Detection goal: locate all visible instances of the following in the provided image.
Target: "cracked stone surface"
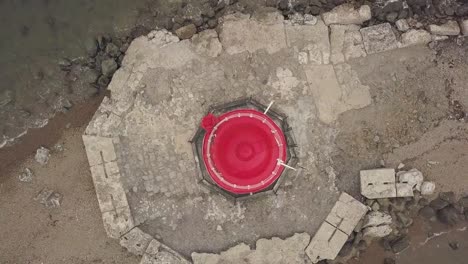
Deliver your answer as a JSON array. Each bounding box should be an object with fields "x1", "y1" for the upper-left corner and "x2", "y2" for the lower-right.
[{"x1": 82, "y1": 8, "x2": 468, "y2": 263}]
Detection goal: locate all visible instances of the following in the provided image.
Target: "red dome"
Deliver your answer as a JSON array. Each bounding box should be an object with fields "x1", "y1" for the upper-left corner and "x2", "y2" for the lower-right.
[{"x1": 201, "y1": 109, "x2": 287, "y2": 194}]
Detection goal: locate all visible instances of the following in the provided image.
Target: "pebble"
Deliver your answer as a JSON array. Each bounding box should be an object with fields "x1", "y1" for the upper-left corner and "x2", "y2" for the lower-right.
[
  {"x1": 216, "y1": 225, "x2": 223, "y2": 231},
  {"x1": 35, "y1": 146, "x2": 50, "y2": 165},
  {"x1": 18, "y1": 168, "x2": 34, "y2": 182},
  {"x1": 175, "y1": 24, "x2": 197, "y2": 40}
]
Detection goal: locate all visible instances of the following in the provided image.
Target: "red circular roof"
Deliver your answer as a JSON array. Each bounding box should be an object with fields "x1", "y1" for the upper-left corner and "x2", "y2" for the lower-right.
[{"x1": 201, "y1": 109, "x2": 287, "y2": 194}]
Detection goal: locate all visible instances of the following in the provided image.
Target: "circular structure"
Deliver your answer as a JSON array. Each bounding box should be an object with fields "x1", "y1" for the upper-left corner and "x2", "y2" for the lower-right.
[{"x1": 201, "y1": 109, "x2": 287, "y2": 194}]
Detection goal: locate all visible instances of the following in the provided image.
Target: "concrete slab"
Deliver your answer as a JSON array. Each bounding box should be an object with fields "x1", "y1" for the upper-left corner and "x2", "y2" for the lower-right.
[
  {"x1": 325, "y1": 192, "x2": 368, "y2": 235},
  {"x1": 360, "y1": 168, "x2": 397, "y2": 199},
  {"x1": 360, "y1": 23, "x2": 398, "y2": 54},
  {"x1": 305, "y1": 221, "x2": 348, "y2": 263},
  {"x1": 321, "y1": 4, "x2": 371, "y2": 26},
  {"x1": 219, "y1": 12, "x2": 287, "y2": 55},
  {"x1": 120, "y1": 227, "x2": 154, "y2": 256}
]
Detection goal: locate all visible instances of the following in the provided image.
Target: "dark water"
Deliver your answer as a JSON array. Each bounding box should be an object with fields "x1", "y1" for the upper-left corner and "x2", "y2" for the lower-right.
[{"x1": 0, "y1": 0, "x2": 181, "y2": 147}]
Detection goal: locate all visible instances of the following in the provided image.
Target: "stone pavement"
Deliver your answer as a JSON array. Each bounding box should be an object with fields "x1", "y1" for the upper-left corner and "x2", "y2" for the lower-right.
[{"x1": 82, "y1": 6, "x2": 455, "y2": 264}]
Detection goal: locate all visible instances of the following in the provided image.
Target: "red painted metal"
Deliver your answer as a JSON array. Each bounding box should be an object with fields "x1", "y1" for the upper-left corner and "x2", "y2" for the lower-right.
[{"x1": 201, "y1": 109, "x2": 287, "y2": 194}]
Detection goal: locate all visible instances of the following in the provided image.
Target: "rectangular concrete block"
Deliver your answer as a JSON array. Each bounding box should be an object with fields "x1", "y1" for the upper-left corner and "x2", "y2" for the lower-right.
[
  {"x1": 360, "y1": 23, "x2": 398, "y2": 54},
  {"x1": 102, "y1": 206, "x2": 135, "y2": 239},
  {"x1": 82, "y1": 135, "x2": 117, "y2": 167},
  {"x1": 90, "y1": 164, "x2": 129, "y2": 213},
  {"x1": 120, "y1": 227, "x2": 154, "y2": 256},
  {"x1": 325, "y1": 192, "x2": 368, "y2": 235},
  {"x1": 305, "y1": 221, "x2": 348, "y2": 263},
  {"x1": 360, "y1": 168, "x2": 397, "y2": 199}
]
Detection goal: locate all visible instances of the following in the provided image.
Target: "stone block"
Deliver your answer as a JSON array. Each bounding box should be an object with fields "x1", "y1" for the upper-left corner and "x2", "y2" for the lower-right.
[
  {"x1": 322, "y1": 4, "x2": 371, "y2": 26},
  {"x1": 325, "y1": 192, "x2": 368, "y2": 235},
  {"x1": 101, "y1": 206, "x2": 134, "y2": 239},
  {"x1": 89, "y1": 164, "x2": 129, "y2": 213},
  {"x1": 219, "y1": 12, "x2": 287, "y2": 55},
  {"x1": 360, "y1": 23, "x2": 398, "y2": 54},
  {"x1": 400, "y1": 29, "x2": 431, "y2": 47},
  {"x1": 461, "y1": 19, "x2": 468, "y2": 36},
  {"x1": 330, "y1": 25, "x2": 366, "y2": 64},
  {"x1": 82, "y1": 135, "x2": 117, "y2": 167},
  {"x1": 285, "y1": 18, "x2": 330, "y2": 64},
  {"x1": 428, "y1": 21, "x2": 460, "y2": 36},
  {"x1": 305, "y1": 221, "x2": 348, "y2": 263},
  {"x1": 396, "y1": 183, "x2": 414, "y2": 197},
  {"x1": 120, "y1": 227, "x2": 154, "y2": 256},
  {"x1": 360, "y1": 168, "x2": 397, "y2": 199}
]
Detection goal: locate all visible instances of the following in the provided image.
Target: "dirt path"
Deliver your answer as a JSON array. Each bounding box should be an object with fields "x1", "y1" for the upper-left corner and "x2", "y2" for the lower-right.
[{"x1": 0, "y1": 125, "x2": 139, "y2": 264}]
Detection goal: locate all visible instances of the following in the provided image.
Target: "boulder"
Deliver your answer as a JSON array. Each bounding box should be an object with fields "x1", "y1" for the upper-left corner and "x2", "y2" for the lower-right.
[
  {"x1": 396, "y1": 19, "x2": 410, "y2": 32},
  {"x1": 419, "y1": 206, "x2": 436, "y2": 220},
  {"x1": 439, "y1": 191, "x2": 456, "y2": 204},
  {"x1": 363, "y1": 225, "x2": 393, "y2": 238},
  {"x1": 461, "y1": 19, "x2": 468, "y2": 36},
  {"x1": 363, "y1": 211, "x2": 393, "y2": 228},
  {"x1": 391, "y1": 236, "x2": 409, "y2": 253},
  {"x1": 101, "y1": 59, "x2": 118, "y2": 76},
  {"x1": 400, "y1": 29, "x2": 432, "y2": 47}
]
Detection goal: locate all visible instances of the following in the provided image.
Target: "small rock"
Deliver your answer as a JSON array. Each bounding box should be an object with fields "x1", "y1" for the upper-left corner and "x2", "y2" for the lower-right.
[
  {"x1": 397, "y1": 163, "x2": 405, "y2": 169},
  {"x1": 132, "y1": 186, "x2": 138, "y2": 192},
  {"x1": 278, "y1": 0, "x2": 289, "y2": 10},
  {"x1": 372, "y1": 202, "x2": 381, "y2": 211},
  {"x1": 419, "y1": 206, "x2": 436, "y2": 220},
  {"x1": 207, "y1": 19, "x2": 218, "y2": 29},
  {"x1": 54, "y1": 143, "x2": 64, "y2": 152},
  {"x1": 175, "y1": 24, "x2": 197, "y2": 40},
  {"x1": 461, "y1": 19, "x2": 468, "y2": 36},
  {"x1": 216, "y1": 225, "x2": 223, "y2": 231},
  {"x1": 82, "y1": 68, "x2": 100, "y2": 84},
  {"x1": 360, "y1": 23, "x2": 398, "y2": 54},
  {"x1": 428, "y1": 21, "x2": 460, "y2": 36},
  {"x1": 430, "y1": 198, "x2": 449, "y2": 210},
  {"x1": 420, "y1": 181, "x2": 436, "y2": 195},
  {"x1": 396, "y1": 19, "x2": 410, "y2": 32},
  {"x1": 437, "y1": 205, "x2": 461, "y2": 226},
  {"x1": 35, "y1": 146, "x2": 50, "y2": 165},
  {"x1": 363, "y1": 211, "x2": 393, "y2": 228},
  {"x1": 449, "y1": 241, "x2": 459, "y2": 250},
  {"x1": 18, "y1": 168, "x2": 34, "y2": 182},
  {"x1": 84, "y1": 37, "x2": 98, "y2": 57},
  {"x1": 384, "y1": 257, "x2": 396, "y2": 264},
  {"x1": 321, "y1": 4, "x2": 372, "y2": 25},
  {"x1": 288, "y1": 13, "x2": 305, "y2": 24},
  {"x1": 304, "y1": 14, "x2": 317, "y2": 25},
  {"x1": 105, "y1": 43, "x2": 121, "y2": 58},
  {"x1": 58, "y1": 58, "x2": 72, "y2": 71},
  {"x1": 101, "y1": 59, "x2": 118, "y2": 76},
  {"x1": 34, "y1": 188, "x2": 63, "y2": 208},
  {"x1": 439, "y1": 191, "x2": 456, "y2": 204},
  {"x1": 391, "y1": 236, "x2": 409, "y2": 253},
  {"x1": 97, "y1": 75, "x2": 111, "y2": 87}
]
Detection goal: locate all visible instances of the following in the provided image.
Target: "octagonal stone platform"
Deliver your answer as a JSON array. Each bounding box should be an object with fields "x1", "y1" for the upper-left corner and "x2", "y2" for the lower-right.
[{"x1": 83, "y1": 9, "x2": 377, "y2": 263}]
